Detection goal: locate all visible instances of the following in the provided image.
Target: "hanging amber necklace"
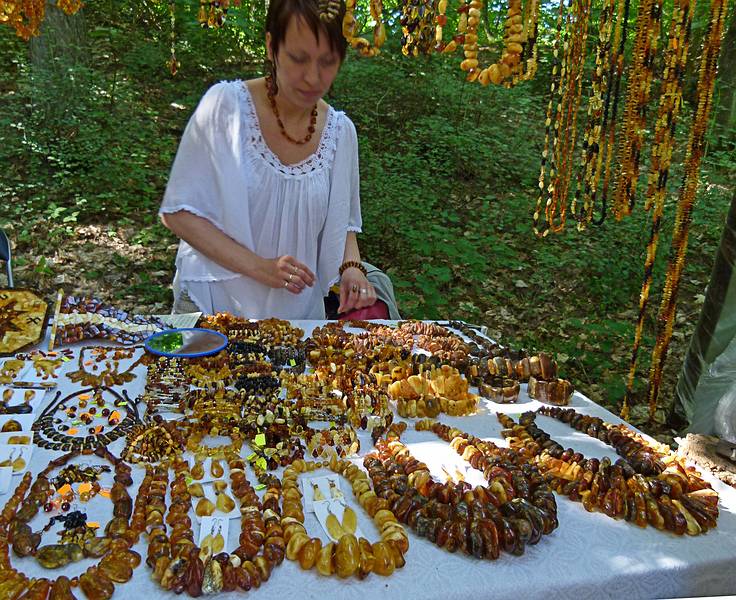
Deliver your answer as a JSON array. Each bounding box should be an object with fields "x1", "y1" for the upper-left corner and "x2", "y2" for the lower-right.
[
  {"x1": 621, "y1": 0, "x2": 695, "y2": 421},
  {"x1": 612, "y1": 0, "x2": 664, "y2": 219},
  {"x1": 265, "y1": 75, "x2": 318, "y2": 146},
  {"x1": 644, "y1": 0, "x2": 728, "y2": 424},
  {"x1": 570, "y1": 0, "x2": 616, "y2": 229},
  {"x1": 594, "y1": 0, "x2": 632, "y2": 225}
]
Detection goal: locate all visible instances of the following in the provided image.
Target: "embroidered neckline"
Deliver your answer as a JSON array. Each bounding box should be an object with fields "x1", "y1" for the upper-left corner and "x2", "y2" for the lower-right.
[{"x1": 236, "y1": 79, "x2": 339, "y2": 177}]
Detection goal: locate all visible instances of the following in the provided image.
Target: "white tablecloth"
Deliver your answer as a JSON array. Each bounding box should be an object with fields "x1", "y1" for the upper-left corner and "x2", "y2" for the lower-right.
[{"x1": 3, "y1": 321, "x2": 736, "y2": 600}]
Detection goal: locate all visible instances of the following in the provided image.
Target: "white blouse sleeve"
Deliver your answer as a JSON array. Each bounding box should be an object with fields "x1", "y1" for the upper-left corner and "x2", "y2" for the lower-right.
[
  {"x1": 159, "y1": 81, "x2": 252, "y2": 283},
  {"x1": 344, "y1": 118, "x2": 363, "y2": 233},
  {"x1": 159, "y1": 82, "x2": 236, "y2": 230}
]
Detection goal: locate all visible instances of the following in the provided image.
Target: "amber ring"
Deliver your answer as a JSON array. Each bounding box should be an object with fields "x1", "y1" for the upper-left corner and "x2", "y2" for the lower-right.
[{"x1": 351, "y1": 285, "x2": 358, "y2": 293}]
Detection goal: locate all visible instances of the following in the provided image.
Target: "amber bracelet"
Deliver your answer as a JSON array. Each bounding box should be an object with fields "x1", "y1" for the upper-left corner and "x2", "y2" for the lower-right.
[{"x1": 338, "y1": 261, "x2": 367, "y2": 277}]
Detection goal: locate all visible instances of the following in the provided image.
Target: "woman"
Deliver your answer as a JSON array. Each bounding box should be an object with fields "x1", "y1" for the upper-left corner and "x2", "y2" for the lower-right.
[{"x1": 160, "y1": 0, "x2": 377, "y2": 319}]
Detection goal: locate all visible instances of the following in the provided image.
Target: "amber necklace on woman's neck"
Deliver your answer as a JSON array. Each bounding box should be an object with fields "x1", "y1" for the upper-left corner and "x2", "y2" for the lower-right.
[{"x1": 265, "y1": 75, "x2": 318, "y2": 145}]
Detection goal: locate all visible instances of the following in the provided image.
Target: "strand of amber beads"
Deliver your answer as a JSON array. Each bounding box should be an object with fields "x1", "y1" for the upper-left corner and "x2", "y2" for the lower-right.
[
  {"x1": 281, "y1": 455, "x2": 408, "y2": 578},
  {"x1": 533, "y1": 0, "x2": 567, "y2": 237},
  {"x1": 622, "y1": 0, "x2": 695, "y2": 417},
  {"x1": 570, "y1": 0, "x2": 616, "y2": 228},
  {"x1": 612, "y1": 0, "x2": 664, "y2": 219},
  {"x1": 645, "y1": 0, "x2": 728, "y2": 423},
  {"x1": 593, "y1": 0, "x2": 632, "y2": 225}
]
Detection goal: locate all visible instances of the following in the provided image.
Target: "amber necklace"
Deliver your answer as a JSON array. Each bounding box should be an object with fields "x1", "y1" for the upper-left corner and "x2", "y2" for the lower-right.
[
  {"x1": 621, "y1": 0, "x2": 694, "y2": 420},
  {"x1": 612, "y1": 0, "x2": 664, "y2": 219},
  {"x1": 644, "y1": 0, "x2": 728, "y2": 424},
  {"x1": 265, "y1": 75, "x2": 318, "y2": 146}
]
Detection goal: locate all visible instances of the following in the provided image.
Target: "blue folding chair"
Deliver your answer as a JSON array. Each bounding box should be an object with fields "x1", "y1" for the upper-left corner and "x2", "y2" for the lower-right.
[{"x1": 0, "y1": 228, "x2": 13, "y2": 287}]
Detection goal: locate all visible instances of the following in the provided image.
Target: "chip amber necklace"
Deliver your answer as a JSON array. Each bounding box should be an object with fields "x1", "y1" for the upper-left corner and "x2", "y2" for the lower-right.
[
  {"x1": 643, "y1": 0, "x2": 729, "y2": 423},
  {"x1": 265, "y1": 75, "x2": 318, "y2": 146},
  {"x1": 612, "y1": 0, "x2": 664, "y2": 219},
  {"x1": 621, "y1": 0, "x2": 695, "y2": 419}
]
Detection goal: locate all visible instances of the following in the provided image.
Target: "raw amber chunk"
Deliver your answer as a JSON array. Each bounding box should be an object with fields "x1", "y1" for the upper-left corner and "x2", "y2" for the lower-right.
[
  {"x1": 79, "y1": 568, "x2": 115, "y2": 600},
  {"x1": 316, "y1": 542, "x2": 334, "y2": 576},
  {"x1": 334, "y1": 534, "x2": 359, "y2": 578},
  {"x1": 371, "y1": 541, "x2": 395, "y2": 576},
  {"x1": 201, "y1": 558, "x2": 223, "y2": 594},
  {"x1": 36, "y1": 544, "x2": 83, "y2": 569},
  {"x1": 49, "y1": 576, "x2": 77, "y2": 600}
]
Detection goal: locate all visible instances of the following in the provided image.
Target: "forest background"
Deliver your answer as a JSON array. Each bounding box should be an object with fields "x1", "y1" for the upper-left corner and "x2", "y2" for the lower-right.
[{"x1": 0, "y1": 0, "x2": 735, "y2": 441}]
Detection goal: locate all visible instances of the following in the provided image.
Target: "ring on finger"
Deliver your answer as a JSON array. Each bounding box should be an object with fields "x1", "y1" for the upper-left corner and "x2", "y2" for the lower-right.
[
  {"x1": 289, "y1": 273, "x2": 294, "y2": 281},
  {"x1": 284, "y1": 281, "x2": 289, "y2": 288},
  {"x1": 293, "y1": 265, "x2": 299, "y2": 274},
  {"x1": 351, "y1": 284, "x2": 359, "y2": 293},
  {"x1": 360, "y1": 288, "x2": 367, "y2": 294}
]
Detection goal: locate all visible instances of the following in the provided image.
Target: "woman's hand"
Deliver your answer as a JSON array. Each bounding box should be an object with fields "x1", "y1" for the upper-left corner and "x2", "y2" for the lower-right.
[
  {"x1": 338, "y1": 267, "x2": 377, "y2": 314},
  {"x1": 257, "y1": 255, "x2": 315, "y2": 294}
]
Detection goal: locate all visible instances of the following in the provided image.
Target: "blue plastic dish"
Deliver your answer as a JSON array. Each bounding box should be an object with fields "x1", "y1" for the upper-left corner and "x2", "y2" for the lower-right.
[{"x1": 144, "y1": 328, "x2": 228, "y2": 358}]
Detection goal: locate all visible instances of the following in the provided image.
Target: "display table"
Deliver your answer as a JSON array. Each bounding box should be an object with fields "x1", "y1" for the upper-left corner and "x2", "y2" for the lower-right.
[{"x1": 2, "y1": 321, "x2": 736, "y2": 600}]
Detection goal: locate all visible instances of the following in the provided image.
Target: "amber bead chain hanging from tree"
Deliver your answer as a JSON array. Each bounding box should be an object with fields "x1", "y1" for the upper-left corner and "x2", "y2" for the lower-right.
[
  {"x1": 342, "y1": 0, "x2": 386, "y2": 57},
  {"x1": 533, "y1": 0, "x2": 566, "y2": 237},
  {"x1": 621, "y1": 0, "x2": 695, "y2": 421},
  {"x1": 533, "y1": 0, "x2": 592, "y2": 236},
  {"x1": 644, "y1": 0, "x2": 729, "y2": 424},
  {"x1": 570, "y1": 0, "x2": 616, "y2": 229},
  {"x1": 612, "y1": 0, "x2": 664, "y2": 219},
  {"x1": 593, "y1": 0, "x2": 632, "y2": 225}
]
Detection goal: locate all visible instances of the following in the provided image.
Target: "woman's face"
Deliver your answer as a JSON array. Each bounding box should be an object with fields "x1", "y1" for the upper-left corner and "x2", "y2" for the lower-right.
[{"x1": 267, "y1": 16, "x2": 341, "y2": 109}]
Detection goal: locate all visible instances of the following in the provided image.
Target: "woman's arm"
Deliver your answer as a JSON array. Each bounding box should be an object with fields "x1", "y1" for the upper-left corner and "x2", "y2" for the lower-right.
[
  {"x1": 338, "y1": 231, "x2": 376, "y2": 312},
  {"x1": 161, "y1": 210, "x2": 314, "y2": 292}
]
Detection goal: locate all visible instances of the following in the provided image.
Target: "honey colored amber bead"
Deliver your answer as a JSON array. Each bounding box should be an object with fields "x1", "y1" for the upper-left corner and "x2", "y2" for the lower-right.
[
  {"x1": 196, "y1": 498, "x2": 215, "y2": 517},
  {"x1": 334, "y1": 534, "x2": 359, "y2": 578},
  {"x1": 36, "y1": 544, "x2": 83, "y2": 569},
  {"x1": 371, "y1": 541, "x2": 395, "y2": 576},
  {"x1": 98, "y1": 555, "x2": 133, "y2": 583},
  {"x1": 0, "y1": 574, "x2": 29, "y2": 599},
  {"x1": 83, "y1": 537, "x2": 111, "y2": 558},
  {"x1": 49, "y1": 576, "x2": 77, "y2": 600},
  {"x1": 79, "y1": 568, "x2": 114, "y2": 600},
  {"x1": 216, "y1": 492, "x2": 235, "y2": 514},
  {"x1": 316, "y1": 542, "x2": 334, "y2": 576},
  {"x1": 357, "y1": 537, "x2": 375, "y2": 579},
  {"x1": 285, "y1": 532, "x2": 310, "y2": 561},
  {"x1": 17, "y1": 578, "x2": 51, "y2": 600},
  {"x1": 298, "y1": 538, "x2": 321, "y2": 570}
]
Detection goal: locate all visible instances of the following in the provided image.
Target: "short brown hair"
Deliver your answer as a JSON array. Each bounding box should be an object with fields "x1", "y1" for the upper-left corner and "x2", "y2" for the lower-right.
[{"x1": 266, "y1": 0, "x2": 347, "y2": 64}]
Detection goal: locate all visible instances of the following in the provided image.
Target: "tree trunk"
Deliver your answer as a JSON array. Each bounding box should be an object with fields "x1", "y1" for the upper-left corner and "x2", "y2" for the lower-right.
[{"x1": 29, "y1": 1, "x2": 87, "y2": 125}]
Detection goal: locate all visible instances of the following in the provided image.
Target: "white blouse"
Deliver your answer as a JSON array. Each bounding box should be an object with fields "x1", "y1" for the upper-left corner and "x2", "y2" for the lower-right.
[{"x1": 159, "y1": 80, "x2": 362, "y2": 319}]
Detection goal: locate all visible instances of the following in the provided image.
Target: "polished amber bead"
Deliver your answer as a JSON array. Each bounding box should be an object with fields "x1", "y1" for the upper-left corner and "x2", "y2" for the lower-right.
[
  {"x1": 49, "y1": 576, "x2": 77, "y2": 600},
  {"x1": 79, "y1": 568, "x2": 115, "y2": 600},
  {"x1": 17, "y1": 578, "x2": 51, "y2": 600},
  {"x1": 98, "y1": 555, "x2": 133, "y2": 583},
  {"x1": 298, "y1": 537, "x2": 321, "y2": 570},
  {"x1": 334, "y1": 534, "x2": 359, "y2": 578},
  {"x1": 357, "y1": 537, "x2": 375, "y2": 579},
  {"x1": 316, "y1": 542, "x2": 334, "y2": 576},
  {"x1": 371, "y1": 541, "x2": 395, "y2": 576}
]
